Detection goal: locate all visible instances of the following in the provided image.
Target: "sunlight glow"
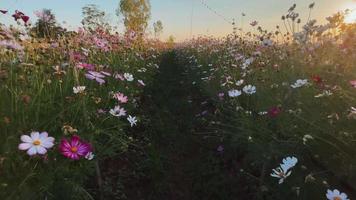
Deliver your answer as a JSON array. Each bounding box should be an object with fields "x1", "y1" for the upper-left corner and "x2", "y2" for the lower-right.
[{"x1": 344, "y1": 10, "x2": 356, "y2": 23}]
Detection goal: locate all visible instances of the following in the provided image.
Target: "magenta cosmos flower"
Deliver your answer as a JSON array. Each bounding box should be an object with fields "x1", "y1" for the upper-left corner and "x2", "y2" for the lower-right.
[{"x1": 59, "y1": 135, "x2": 92, "y2": 160}]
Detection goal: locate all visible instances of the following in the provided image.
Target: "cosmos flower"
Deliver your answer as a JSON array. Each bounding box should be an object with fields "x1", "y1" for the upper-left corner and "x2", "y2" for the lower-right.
[
  {"x1": 271, "y1": 156, "x2": 298, "y2": 184},
  {"x1": 76, "y1": 63, "x2": 95, "y2": 71},
  {"x1": 59, "y1": 135, "x2": 92, "y2": 160},
  {"x1": 12, "y1": 10, "x2": 29, "y2": 24},
  {"x1": 268, "y1": 106, "x2": 281, "y2": 118},
  {"x1": 138, "y1": 80, "x2": 146, "y2": 86},
  {"x1": 311, "y1": 75, "x2": 322, "y2": 84},
  {"x1": 114, "y1": 73, "x2": 125, "y2": 81},
  {"x1": 218, "y1": 92, "x2": 225, "y2": 100},
  {"x1": 235, "y1": 79, "x2": 244, "y2": 86},
  {"x1": 303, "y1": 134, "x2": 314, "y2": 145},
  {"x1": 314, "y1": 90, "x2": 333, "y2": 98},
  {"x1": 124, "y1": 73, "x2": 134, "y2": 81},
  {"x1": 349, "y1": 80, "x2": 356, "y2": 88},
  {"x1": 109, "y1": 105, "x2": 127, "y2": 117},
  {"x1": 85, "y1": 71, "x2": 105, "y2": 85},
  {"x1": 326, "y1": 189, "x2": 349, "y2": 200},
  {"x1": 113, "y1": 92, "x2": 128, "y2": 104},
  {"x1": 73, "y1": 86, "x2": 86, "y2": 94},
  {"x1": 85, "y1": 152, "x2": 95, "y2": 160},
  {"x1": 291, "y1": 79, "x2": 308, "y2": 88},
  {"x1": 18, "y1": 132, "x2": 55, "y2": 156},
  {"x1": 127, "y1": 115, "x2": 137, "y2": 127},
  {"x1": 242, "y1": 85, "x2": 256, "y2": 95},
  {"x1": 12, "y1": 10, "x2": 25, "y2": 21},
  {"x1": 228, "y1": 89, "x2": 242, "y2": 97},
  {"x1": 217, "y1": 145, "x2": 224, "y2": 153}
]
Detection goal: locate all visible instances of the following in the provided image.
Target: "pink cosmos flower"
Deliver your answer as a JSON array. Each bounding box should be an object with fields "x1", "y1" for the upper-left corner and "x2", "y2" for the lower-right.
[
  {"x1": 218, "y1": 92, "x2": 225, "y2": 100},
  {"x1": 114, "y1": 73, "x2": 125, "y2": 81},
  {"x1": 21, "y1": 15, "x2": 30, "y2": 24},
  {"x1": 76, "y1": 62, "x2": 94, "y2": 71},
  {"x1": 59, "y1": 135, "x2": 92, "y2": 160},
  {"x1": 12, "y1": 10, "x2": 29, "y2": 25},
  {"x1": 93, "y1": 37, "x2": 109, "y2": 51},
  {"x1": 138, "y1": 80, "x2": 145, "y2": 86},
  {"x1": 113, "y1": 92, "x2": 128, "y2": 103},
  {"x1": 349, "y1": 80, "x2": 356, "y2": 88},
  {"x1": 85, "y1": 71, "x2": 105, "y2": 85},
  {"x1": 268, "y1": 106, "x2": 282, "y2": 118},
  {"x1": 12, "y1": 10, "x2": 25, "y2": 21}
]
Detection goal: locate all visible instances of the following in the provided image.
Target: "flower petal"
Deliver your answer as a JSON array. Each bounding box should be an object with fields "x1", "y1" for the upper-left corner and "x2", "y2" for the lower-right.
[
  {"x1": 18, "y1": 143, "x2": 32, "y2": 150},
  {"x1": 21, "y1": 135, "x2": 33, "y2": 143},
  {"x1": 43, "y1": 136, "x2": 55, "y2": 144},
  {"x1": 30, "y1": 132, "x2": 40, "y2": 140},
  {"x1": 41, "y1": 141, "x2": 54, "y2": 148},
  {"x1": 27, "y1": 146, "x2": 37, "y2": 156},
  {"x1": 36, "y1": 146, "x2": 47, "y2": 155},
  {"x1": 39, "y1": 132, "x2": 48, "y2": 140}
]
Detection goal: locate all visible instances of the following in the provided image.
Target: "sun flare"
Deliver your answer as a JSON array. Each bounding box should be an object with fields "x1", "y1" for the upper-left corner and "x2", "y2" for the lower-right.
[{"x1": 344, "y1": 9, "x2": 356, "y2": 24}]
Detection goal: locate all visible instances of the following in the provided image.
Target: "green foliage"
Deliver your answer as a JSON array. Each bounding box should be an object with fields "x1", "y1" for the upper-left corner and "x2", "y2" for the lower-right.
[
  {"x1": 82, "y1": 4, "x2": 110, "y2": 31},
  {"x1": 30, "y1": 9, "x2": 64, "y2": 39},
  {"x1": 117, "y1": 0, "x2": 151, "y2": 36},
  {"x1": 153, "y1": 20, "x2": 163, "y2": 38}
]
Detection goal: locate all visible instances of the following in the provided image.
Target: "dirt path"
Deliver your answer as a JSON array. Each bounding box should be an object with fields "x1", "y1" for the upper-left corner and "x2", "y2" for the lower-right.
[{"x1": 139, "y1": 51, "x2": 218, "y2": 199}]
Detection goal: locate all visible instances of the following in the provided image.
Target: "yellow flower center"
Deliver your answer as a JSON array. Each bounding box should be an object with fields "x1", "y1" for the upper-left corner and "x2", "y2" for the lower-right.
[
  {"x1": 33, "y1": 140, "x2": 41, "y2": 146},
  {"x1": 70, "y1": 146, "x2": 78, "y2": 153},
  {"x1": 333, "y1": 197, "x2": 342, "y2": 200}
]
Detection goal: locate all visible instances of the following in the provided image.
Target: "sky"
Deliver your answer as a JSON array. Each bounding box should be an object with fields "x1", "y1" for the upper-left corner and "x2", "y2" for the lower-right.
[{"x1": 0, "y1": 0, "x2": 355, "y2": 41}]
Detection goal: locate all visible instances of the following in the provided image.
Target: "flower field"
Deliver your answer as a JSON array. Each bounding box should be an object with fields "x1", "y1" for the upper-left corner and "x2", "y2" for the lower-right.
[{"x1": 0, "y1": 2, "x2": 356, "y2": 200}]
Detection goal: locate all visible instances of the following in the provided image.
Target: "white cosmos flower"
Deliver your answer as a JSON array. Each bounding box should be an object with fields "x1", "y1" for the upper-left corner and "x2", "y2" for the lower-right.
[
  {"x1": 243, "y1": 85, "x2": 256, "y2": 95},
  {"x1": 127, "y1": 115, "x2": 137, "y2": 127},
  {"x1": 124, "y1": 73, "x2": 134, "y2": 81},
  {"x1": 109, "y1": 105, "x2": 127, "y2": 117},
  {"x1": 138, "y1": 80, "x2": 145, "y2": 86},
  {"x1": 85, "y1": 152, "x2": 95, "y2": 160},
  {"x1": 18, "y1": 132, "x2": 55, "y2": 156},
  {"x1": 270, "y1": 166, "x2": 292, "y2": 184},
  {"x1": 303, "y1": 135, "x2": 314, "y2": 145},
  {"x1": 228, "y1": 89, "x2": 242, "y2": 97},
  {"x1": 291, "y1": 79, "x2": 308, "y2": 88},
  {"x1": 314, "y1": 90, "x2": 333, "y2": 98},
  {"x1": 271, "y1": 156, "x2": 298, "y2": 184},
  {"x1": 73, "y1": 86, "x2": 86, "y2": 94},
  {"x1": 326, "y1": 189, "x2": 349, "y2": 200},
  {"x1": 235, "y1": 79, "x2": 244, "y2": 86},
  {"x1": 281, "y1": 156, "x2": 298, "y2": 169}
]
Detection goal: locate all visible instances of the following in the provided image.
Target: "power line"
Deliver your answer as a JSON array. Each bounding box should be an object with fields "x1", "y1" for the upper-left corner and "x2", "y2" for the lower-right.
[{"x1": 199, "y1": 0, "x2": 234, "y2": 25}]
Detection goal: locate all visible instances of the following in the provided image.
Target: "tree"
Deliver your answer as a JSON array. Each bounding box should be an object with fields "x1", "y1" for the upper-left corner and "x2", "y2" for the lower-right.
[
  {"x1": 166, "y1": 35, "x2": 175, "y2": 47},
  {"x1": 82, "y1": 4, "x2": 110, "y2": 31},
  {"x1": 153, "y1": 20, "x2": 163, "y2": 39},
  {"x1": 116, "y1": 0, "x2": 151, "y2": 37},
  {"x1": 31, "y1": 9, "x2": 64, "y2": 38}
]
